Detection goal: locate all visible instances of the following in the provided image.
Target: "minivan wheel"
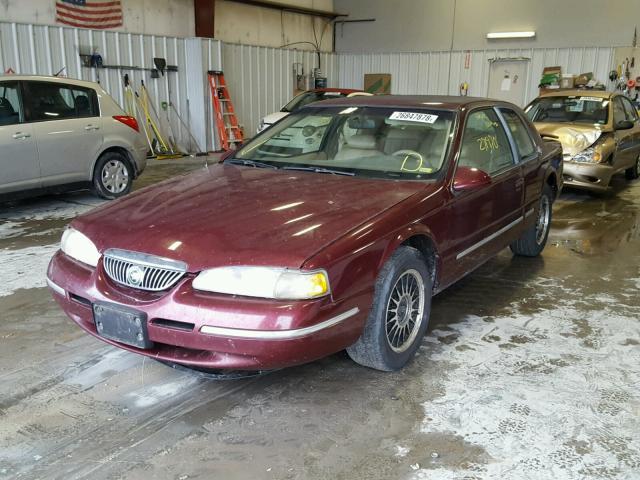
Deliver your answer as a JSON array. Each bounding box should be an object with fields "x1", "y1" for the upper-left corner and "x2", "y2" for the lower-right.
[
  {"x1": 346, "y1": 246, "x2": 432, "y2": 371},
  {"x1": 93, "y1": 151, "x2": 133, "y2": 199},
  {"x1": 625, "y1": 155, "x2": 640, "y2": 180},
  {"x1": 510, "y1": 184, "x2": 553, "y2": 257}
]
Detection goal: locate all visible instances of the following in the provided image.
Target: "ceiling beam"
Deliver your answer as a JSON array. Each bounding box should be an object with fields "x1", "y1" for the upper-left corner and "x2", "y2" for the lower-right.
[{"x1": 224, "y1": 0, "x2": 347, "y2": 19}]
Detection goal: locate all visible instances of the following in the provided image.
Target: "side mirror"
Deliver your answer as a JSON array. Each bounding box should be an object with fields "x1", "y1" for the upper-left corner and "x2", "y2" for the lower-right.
[
  {"x1": 615, "y1": 120, "x2": 634, "y2": 130},
  {"x1": 453, "y1": 166, "x2": 492, "y2": 192}
]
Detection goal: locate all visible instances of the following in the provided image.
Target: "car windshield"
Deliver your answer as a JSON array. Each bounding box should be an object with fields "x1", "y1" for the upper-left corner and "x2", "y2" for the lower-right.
[
  {"x1": 281, "y1": 91, "x2": 348, "y2": 113},
  {"x1": 525, "y1": 96, "x2": 609, "y2": 125},
  {"x1": 233, "y1": 106, "x2": 455, "y2": 180}
]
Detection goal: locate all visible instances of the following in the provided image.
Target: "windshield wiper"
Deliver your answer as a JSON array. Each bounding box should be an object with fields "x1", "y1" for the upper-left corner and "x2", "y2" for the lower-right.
[
  {"x1": 225, "y1": 158, "x2": 278, "y2": 169},
  {"x1": 282, "y1": 166, "x2": 355, "y2": 176}
]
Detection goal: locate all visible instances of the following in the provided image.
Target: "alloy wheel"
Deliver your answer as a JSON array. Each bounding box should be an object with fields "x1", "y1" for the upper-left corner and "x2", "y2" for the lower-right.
[
  {"x1": 385, "y1": 269, "x2": 425, "y2": 353},
  {"x1": 535, "y1": 195, "x2": 551, "y2": 245},
  {"x1": 101, "y1": 159, "x2": 129, "y2": 194}
]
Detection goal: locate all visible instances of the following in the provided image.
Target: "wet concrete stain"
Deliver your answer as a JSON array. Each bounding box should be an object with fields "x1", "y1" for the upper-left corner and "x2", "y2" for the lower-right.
[{"x1": 0, "y1": 163, "x2": 639, "y2": 479}]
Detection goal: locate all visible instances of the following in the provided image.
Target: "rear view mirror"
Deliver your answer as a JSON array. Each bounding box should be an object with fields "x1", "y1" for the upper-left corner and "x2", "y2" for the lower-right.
[
  {"x1": 453, "y1": 166, "x2": 492, "y2": 192},
  {"x1": 615, "y1": 120, "x2": 634, "y2": 130}
]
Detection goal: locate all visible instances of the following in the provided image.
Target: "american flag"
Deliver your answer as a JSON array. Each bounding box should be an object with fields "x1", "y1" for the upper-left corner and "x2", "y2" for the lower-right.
[{"x1": 56, "y1": 0, "x2": 123, "y2": 29}]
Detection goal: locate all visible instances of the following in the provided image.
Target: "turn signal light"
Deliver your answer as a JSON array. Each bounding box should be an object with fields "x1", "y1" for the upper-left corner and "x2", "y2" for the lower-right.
[{"x1": 113, "y1": 115, "x2": 140, "y2": 132}]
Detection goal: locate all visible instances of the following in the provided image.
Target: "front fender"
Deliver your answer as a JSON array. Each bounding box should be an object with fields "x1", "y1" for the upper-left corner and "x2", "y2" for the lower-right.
[
  {"x1": 302, "y1": 185, "x2": 447, "y2": 303},
  {"x1": 305, "y1": 219, "x2": 442, "y2": 303},
  {"x1": 378, "y1": 223, "x2": 441, "y2": 278}
]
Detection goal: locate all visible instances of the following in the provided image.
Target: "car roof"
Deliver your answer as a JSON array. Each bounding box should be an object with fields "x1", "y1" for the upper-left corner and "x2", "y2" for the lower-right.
[
  {"x1": 538, "y1": 89, "x2": 614, "y2": 99},
  {"x1": 302, "y1": 94, "x2": 515, "y2": 111},
  {"x1": 0, "y1": 75, "x2": 100, "y2": 89},
  {"x1": 309, "y1": 88, "x2": 364, "y2": 94}
]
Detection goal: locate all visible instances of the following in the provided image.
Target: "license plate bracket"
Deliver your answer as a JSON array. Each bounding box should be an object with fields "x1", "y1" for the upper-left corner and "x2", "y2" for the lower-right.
[{"x1": 93, "y1": 301, "x2": 152, "y2": 349}]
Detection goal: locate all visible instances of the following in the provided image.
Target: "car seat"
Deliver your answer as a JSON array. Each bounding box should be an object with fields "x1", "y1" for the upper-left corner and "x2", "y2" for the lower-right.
[
  {"x1": 417, "y1": 126, "x2": 449, "y2": 170},
  {"x1": 0, "y1": 98, "x2": 18, "y2": 126},
  {"x1": 457, "y1": 130, "x2": 494, "y2": 173},
  {"x1": 382, "y1": 126, "x2": 423, "y2": 154},
  {"x1": 590, "y1": 107, "x2": 607, "y2": 124},
  {"x1": 75, "y1": 95, "x2": 91, "y2": 117},
  {"x1": 334, "y1": 133, "x2": 380, "y2": 161}
]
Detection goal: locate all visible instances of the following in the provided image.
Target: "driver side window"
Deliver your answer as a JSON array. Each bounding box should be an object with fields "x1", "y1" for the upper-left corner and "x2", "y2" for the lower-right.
[
  {"x1": 613, "y1": 98, "x2": 627, "y2": 125},
  {"x1": 621, "y1": 97, "x2": 639, "y2": 122},
  {"x1": 458, "y1": 109, "x2": 515, "y2": 176}
]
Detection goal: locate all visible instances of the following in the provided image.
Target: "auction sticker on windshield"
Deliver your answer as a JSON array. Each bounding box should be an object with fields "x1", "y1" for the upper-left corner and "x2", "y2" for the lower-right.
[
  {"x1": 578, "y1": 96, "x2": 604, "y2": 102},
  {"x1": 389, "y1": 111, "x2": 439, "y2": 124}
]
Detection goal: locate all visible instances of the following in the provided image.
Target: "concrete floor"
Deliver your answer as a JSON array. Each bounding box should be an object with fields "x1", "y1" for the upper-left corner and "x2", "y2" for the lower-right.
[{"x1": 1, "y1": 161, "x2": 639, "y2": 480}]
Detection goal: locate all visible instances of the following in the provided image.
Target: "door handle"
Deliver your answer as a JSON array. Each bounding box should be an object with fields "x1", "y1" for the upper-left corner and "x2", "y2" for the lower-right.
[
  {"x1": 12, "y1": 132, "x2": 31, "y2": 139},
  {"x1": 84, "y1": 125, "x2": 100, "y2": 131},
  {"x1": 515, "y1": 178, "x2": 524, "y2": 189}
]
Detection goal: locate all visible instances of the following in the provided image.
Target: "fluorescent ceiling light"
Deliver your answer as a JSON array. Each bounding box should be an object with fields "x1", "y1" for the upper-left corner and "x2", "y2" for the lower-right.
[{"x1": 487, "y1": 31, "x2": 536, "y2": 39}]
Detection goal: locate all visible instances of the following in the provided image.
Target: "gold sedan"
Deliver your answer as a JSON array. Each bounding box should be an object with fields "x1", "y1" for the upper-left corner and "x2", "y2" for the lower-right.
[{"x1": 525, "y1": 90, "x2": 640, "y2": 192}]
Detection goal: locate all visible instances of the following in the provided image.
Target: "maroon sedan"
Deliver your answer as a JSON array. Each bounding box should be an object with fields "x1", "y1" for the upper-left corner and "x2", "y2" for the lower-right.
[{"x1": 47, "y1": 96, "x2": 562, "y2": 372}]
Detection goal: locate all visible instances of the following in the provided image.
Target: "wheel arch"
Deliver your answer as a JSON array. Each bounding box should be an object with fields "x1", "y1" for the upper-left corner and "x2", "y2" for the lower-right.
[
  {"x1": 92, "y1": 146, "x2": 138, "y2": 180},
  {"x1": 379, "y1": 226, "x2": 441, "y2": 290},
  {"x1": 545, "y1": 170, "x2": 559, "y2": 200}
]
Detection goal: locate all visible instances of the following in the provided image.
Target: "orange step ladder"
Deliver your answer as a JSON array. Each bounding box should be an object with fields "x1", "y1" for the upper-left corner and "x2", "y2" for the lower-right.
[{"x1": 207, "y1": 70, "x2": 244, "y2": 150}]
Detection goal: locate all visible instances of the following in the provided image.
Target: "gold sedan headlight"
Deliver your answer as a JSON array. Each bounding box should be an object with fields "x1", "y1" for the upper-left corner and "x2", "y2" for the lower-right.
[{"x1": 572, "y1": 147, "x2": 602, "y2": 163}]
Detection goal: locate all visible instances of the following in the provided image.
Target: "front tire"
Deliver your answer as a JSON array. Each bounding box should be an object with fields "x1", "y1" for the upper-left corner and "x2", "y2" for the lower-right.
[
  {"x1": 93, "y1": 151, "x2": 133, "y2": 199},
  {"x1": 510, "y1": 184, "x2": 553, "y2": 257},
  {"x1": 347, "y1": 246, "x2": 432, "y2": 371},
  {"x1": 625, "y1": 155, "x2": 640, "y2": 180}
]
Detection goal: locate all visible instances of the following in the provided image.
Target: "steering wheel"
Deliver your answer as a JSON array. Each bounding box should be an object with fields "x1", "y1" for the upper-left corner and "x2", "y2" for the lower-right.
[{"x1": 392, "y1": 149, "x2": 433, "y2": 172}]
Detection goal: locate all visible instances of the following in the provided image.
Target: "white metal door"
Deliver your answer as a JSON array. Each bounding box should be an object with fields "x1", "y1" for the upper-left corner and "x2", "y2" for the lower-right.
[
  {"x1": 32, "y1": 117, "x2": 103, "y2": 186},
  {"x1": 24, "y1": 81, "x2": 103, "y2": 186},
  {"x1": 487, "y1": 60, "x2": 529, "y2": 107},
  {"x1": 0, "y1": 81, "x2": 40, "y2": 194}
]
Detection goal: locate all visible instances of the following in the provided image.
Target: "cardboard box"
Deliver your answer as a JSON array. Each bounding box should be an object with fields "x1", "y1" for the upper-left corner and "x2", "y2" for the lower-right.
[
  {"x1": 540, "y1": 66, "x2": 562, "y2": 88},
  {"x1": 560, "y1": 75, "x2": 575, "y2": 88},
  {"x1": 575, "y1": 72, "x2": 594, "y2": 86},
  {"x1": 364, "y1": 73, "x2": 391, "y2": 94}
]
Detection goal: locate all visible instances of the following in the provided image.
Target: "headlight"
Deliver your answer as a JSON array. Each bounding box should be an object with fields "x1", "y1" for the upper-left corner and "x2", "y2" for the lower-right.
[
  {"x1": 192, "y1": 266, "x2": 329, "y2": 300},
  {"x1": 571, "y1": 147, "x2": 602, "y2": 163},
  {"x1": 60, "y1": 228, "x2": 101, "y2": 267}
]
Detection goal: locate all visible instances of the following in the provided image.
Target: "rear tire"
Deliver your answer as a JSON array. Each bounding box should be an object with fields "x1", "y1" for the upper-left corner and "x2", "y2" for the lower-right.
[
  {"x1": 93, "y1": 151, "x2": 133, "y2": 199},
  {"x1": 510, "y1": 184, "x2": 553, "y2": 257},
  {"x1": 347, "y1": 246, "x2": 432, "y2": 371},
  {"x1": 625, "y1": 156, "x2": 640, "y2": 180}
]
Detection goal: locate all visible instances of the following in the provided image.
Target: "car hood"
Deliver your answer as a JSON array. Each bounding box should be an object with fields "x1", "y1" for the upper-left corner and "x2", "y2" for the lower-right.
[
  {"x1": 73, "y1": 164, "x2": 429, "y2": 272},
  {"x1": 535, "y1": 122, "x2": 606, "y2": 156},
  {"x1": 262, "y1": 111, "x2": 289, "y2": 126}
]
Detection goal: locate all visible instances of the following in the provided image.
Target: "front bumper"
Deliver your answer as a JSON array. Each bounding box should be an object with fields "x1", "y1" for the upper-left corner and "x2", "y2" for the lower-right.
[
  {"x1": 562, "y1": 161, "x2": 614, "y2": 192},
  {"x1": 47, "y1": 251, "x2": 368, "y2": 370}
]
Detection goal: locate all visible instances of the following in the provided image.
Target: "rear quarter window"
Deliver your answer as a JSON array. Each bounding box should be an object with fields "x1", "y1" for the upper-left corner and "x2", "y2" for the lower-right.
[{"x1": 25, "y1": 82, "x2": 99, "y2": 122}]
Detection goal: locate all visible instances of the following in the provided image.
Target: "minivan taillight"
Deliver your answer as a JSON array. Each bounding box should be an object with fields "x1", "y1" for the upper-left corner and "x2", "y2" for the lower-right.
[{"x1": 113, "y1": 115, "x2": 139, "y2": 132}]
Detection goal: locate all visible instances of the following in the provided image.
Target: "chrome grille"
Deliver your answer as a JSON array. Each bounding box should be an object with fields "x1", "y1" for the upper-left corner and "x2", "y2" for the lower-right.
[{"x1": 103, "y1": 249, "x2": 187, "y2": 292}]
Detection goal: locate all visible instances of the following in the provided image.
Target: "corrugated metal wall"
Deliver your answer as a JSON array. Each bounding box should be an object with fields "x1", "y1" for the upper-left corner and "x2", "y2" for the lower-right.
[
  {"x1": 221, "y1": 42, "x2": 339, "y2": 135},
  {"x1": 0, "y1": 21, "x2": 222, "y2": 152},
  {"x1": 0, "y1": 21, "x2": 617, "y2": 150},
  {"x1": 339, "y1": 47, "x2": 615, "y2": 105}
]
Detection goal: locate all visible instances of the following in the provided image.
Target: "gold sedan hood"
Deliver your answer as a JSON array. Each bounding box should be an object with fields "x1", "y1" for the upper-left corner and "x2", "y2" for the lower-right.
[{"x1": 535, "y1": 123, "x2": 606, "y2": 156}]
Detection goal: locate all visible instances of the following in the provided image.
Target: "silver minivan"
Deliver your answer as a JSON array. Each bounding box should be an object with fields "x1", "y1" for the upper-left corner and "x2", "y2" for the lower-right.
[{"x1": 0, "y1": 75, "x2": 147, "y2": 200}]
